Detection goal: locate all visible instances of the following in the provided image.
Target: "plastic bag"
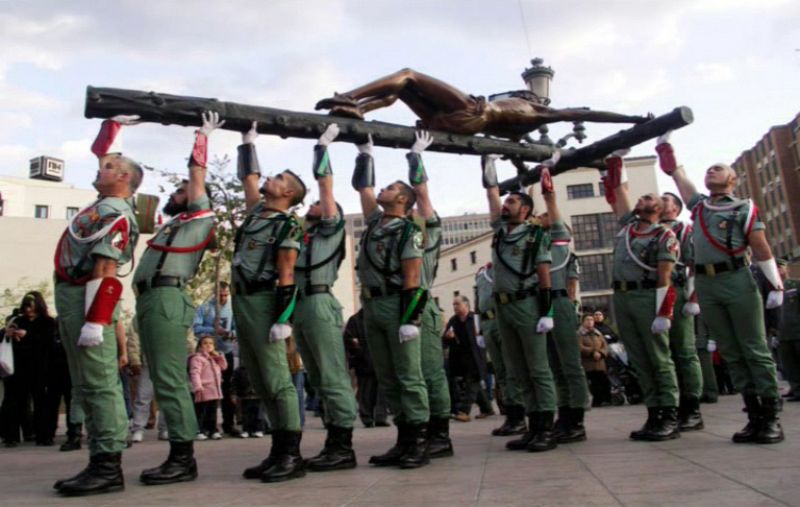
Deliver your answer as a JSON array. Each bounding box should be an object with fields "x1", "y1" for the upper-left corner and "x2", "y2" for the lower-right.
[{"x1": 0, "y1": 335, "x2": 14, "y2": 377}]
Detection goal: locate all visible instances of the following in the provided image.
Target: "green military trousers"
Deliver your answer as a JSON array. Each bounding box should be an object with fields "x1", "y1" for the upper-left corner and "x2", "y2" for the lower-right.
[
  {"x1": 695, "y1": 269, "x2": 779, "y2": 398},
  {"x1": 294, "y1": 293, "x2": 357, "y2": 428},
  {"x1": 495, "y1": 296, "x2": 556, "y2": 412},
  {"x1": 233, "y1": 291, "x2": 301, "y2": 432},
  {"x1": 420, "y1": 299, "x2": 451, "y2": 419},
  {"x1": 482, "y1": 317, "x2": 523, "y2": 408},
  {"x1": 55, "y1": 282, "x2": 128, "y2": 455},
  {"x1": 668, "y1": 290, "x2": 703, "y2": 400},
  {"x1": 548, "y1": 297, "x2": 589, "y2": 409},
  {"x1": 362, "y1": 294, "x2": 429, "y2": 425},
  {"x1": 136, "y1": 287, "x2": 200, "y2": 442},
  {"x1": 613, "y1": 289, "x2": 679, "y2": 408}
]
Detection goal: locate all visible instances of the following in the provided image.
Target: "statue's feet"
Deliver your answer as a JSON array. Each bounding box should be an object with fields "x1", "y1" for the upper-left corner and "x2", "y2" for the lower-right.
[
  {"x1": 329, "y1": 105, "x2": 364, "y2": 120},
  {"x1": 315, "y1": 93, "x2": 358, "y2": 111}
]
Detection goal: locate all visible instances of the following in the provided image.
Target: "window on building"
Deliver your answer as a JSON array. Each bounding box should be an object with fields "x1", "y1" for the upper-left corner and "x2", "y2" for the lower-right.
[
  {"x1": 34, "y1": 205, "x2": 49, "y2": 219},
  {"x1": 470, "y1": 251, "x2": 477, "y2": 264},
  {"x1": 571, "y1": 213, "x2": 618, "y2": 251},
  {"x1": 598, "y1": 182, "x2": 605, "y2": 197},
  {"x1": 451, "y1": 258, "x2": 458, "y2": 271},
  {"x1": 579, "y1": 253, "x2": 614, "y2": 292},
  {"x1": 567, "y1": 184, "x2": 594, "y2": 200},
  {"x1": 66, "y1": 207, "x2": 79, "y2": 219}
]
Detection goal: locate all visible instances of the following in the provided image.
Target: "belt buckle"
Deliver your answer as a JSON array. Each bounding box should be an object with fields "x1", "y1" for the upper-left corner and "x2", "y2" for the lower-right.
[
  {"x1": 619, "y1": 281, "x2": 628, "y2": 292},
  {"x1": 499, "y1": 293, "x2": 510, "y2": 305},
  {"x1": 487, "y1": 310, "x2": 495, "y2": 320},
  {"x1": 705, "y1": 264, "x2": 716, "y2": 277}
]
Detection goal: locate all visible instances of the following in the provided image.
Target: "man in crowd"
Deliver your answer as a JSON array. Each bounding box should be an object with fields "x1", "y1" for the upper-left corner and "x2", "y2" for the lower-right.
[
  {"x1": 777, "y1": 260, "x2": 800, "y2": 401},
  {"x1": 658, "y1": 133, "x2": 785, "y2": 443},
  {"x1": 343, "y1": 309, "x2": 389, "y2": 427},
  {"x1": 52, "y1": 115, "x2": 143, "y2": 496},
  {"x1": 592, "y1": 310, "x2": 618, "y2": 344}
]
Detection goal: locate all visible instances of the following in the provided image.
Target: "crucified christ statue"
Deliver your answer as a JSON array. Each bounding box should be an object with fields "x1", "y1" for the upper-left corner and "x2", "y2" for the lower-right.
[{"x1": 315, "y1": 68, "x2": 652, "y2": 141}]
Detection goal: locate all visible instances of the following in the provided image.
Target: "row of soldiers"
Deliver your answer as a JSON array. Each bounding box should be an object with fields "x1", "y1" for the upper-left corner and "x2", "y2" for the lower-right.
[{"x1": 48, "y1": 111, "x2": 786, "y2": 497}]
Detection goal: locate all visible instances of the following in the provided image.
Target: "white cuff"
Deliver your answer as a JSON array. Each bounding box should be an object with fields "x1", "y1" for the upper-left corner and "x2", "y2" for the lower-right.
[{"x1": 757, "y1": 259, "x2": 783, "y2": 291}]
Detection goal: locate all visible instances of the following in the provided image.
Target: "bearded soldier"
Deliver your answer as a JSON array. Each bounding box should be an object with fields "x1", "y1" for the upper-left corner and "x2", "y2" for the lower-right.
[
  {"x1": 657, "y1": 133, "x2": 785, "y2": 443},
  {"x1": 52, "y1": 115, "x2": 143, "y2": 496},
  {"x1": 134, "y1": 111, "x2": 223, "y2": 485}
]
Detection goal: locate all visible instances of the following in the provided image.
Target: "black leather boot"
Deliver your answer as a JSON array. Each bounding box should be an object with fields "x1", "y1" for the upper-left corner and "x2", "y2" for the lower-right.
[
  {"x1": 59, "y1": 433, "x2": 82, "y2": 452},
  {"x1": 140, "y1": 440, "x2": 198, "y2": 485},
  {"x1": 506, "y1": 413, "x2": 538, "y2": 450},
  {"x1": 58, "y1": 452, "x2": 124, "y2": 496},
  {"x1": 399, "y1": 423, "x2": 430, "y2": 469},
  {"x1": 261, "y1": 431, "x2": 306, "y2": 482},
  {"x1": 491, "y1": 405, "x2": 527, "y2": 436},
  {"x1": 427, "y1": 417, "x2": 454, "y2": 459},
  {"x1": 243, "y1": 433, "x2": 282, "y2": 479},
  {"x1": 733, "y1": 394, "x2": 761, "y2": 443},
  {"x1": 527, "y1": 411, "x2": 558, "y2": 452},
  {"x1": 643, "y1": 407, "x2": 680, "y2": 441},
  {"x1": 755, "y1": 397, "x2": 785, "y2": 444},
  {"x1": 369, "y1": 424, "x2": 410, "y2": 467},
  {"x1": 558, "y1": 407, "x2": 587, "y2": 443},
  {"x1": 678, "y1": 396, "x2": 704, "y2": 431},
  {"x1": 552, "y1": 406, "x2": 569, "y2": 441},
  {"x1": 630, "y1": 407, "x2": 659, "y2": 441},
  {"x1": 307, "y1": 426, "x2": 357, "y2": 471}
]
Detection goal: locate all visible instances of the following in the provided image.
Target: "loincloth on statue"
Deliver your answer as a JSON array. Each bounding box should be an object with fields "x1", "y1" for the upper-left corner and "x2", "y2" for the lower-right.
[{"x1": 423, "y1": 95, "x2": 490, "y2": 135}]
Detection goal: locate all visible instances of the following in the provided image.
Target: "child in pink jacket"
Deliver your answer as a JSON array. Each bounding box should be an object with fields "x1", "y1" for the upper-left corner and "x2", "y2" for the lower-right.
[{"x1": 190, "y1": 336, "x2": 228, "y2": 440}]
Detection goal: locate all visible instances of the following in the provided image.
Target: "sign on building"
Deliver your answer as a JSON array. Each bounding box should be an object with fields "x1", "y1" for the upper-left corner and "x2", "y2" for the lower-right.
[{"x1": 29, "y1": 156, "x2": 65, "y2": 182}]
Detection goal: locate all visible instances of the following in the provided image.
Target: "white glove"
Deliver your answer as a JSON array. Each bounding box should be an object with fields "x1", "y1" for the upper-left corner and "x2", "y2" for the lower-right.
[
  {"x1": 318, "y1": 123, "x2": 340, "y2": 147},
  {"x1": 766, "y1": 290, "x2": 784, "y2": 309},
  {"x1": 476, "y1": 334, "x2": 486, "y2": 349},
  {"x1": 610, "y1": 148, "x2": 631, "y2": 158},
  {"x1": 269, "y1": 323, "x2": 292, "y2": 342},
  {"x1": 651, "y1": 316, "x2": 671, "y2": 334},
  {"x1": 707, "y1": 339, "x2": 717, "y2": 352},
  {"x1": 110, "y1": 114, "x2": 141, "y2": 126},
  {"x1": 657, "y1": 131, "x2": 672, "y2": 145},
  {"x1": 398, "y1": 324, "x2": 420, "y2": 343},
  {"x1": 770, "y1": 336, "x2": 780, "y2": 349},
  {"x1": 357, "y1": 134, "x2": 373, "y2": 155},
  {"x1": 198, "y1": 111, "x2": 225, "y2": 136},
  {"x1": 243, "y1": 121, "x2": 259, "y2": 145},
  {"x1": 410, "y1": 130, "x2": 434, "y2": 154},
  {"x1": 682, "y1": 302, "x2": 701, "y2": 317},
  {"x1": 536, "y1": 316, "x2": 554, "y2": 334},
  {"x1": 541, "y1": 150, "x2": 561, "y2": 168},
  {"x1": 77, "y1": 322, "x2": 104, "y2": 347}
]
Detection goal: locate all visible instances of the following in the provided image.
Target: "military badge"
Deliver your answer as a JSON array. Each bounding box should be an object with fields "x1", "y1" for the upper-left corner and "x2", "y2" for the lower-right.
[
  {"x1": 247, "y1": 239, "x2": 257, "y2": 250},
  {"x1": 413, "y1": 231, "x2": 423, "y2": 250}
]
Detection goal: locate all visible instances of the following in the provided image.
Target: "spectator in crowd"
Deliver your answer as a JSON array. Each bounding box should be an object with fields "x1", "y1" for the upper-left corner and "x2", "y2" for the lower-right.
[
  {"x1": 1, "y1": 292, "x2": 56, "y2": 447},
  {"x1": 192, "y1": 282, "x2": 237, "y2": 436},
  {"x1": 443, "y1": 296, "x2": 493, "y2": 422},
  {"x1": 45, "y1": 318, "x2": 83, "y2": 450},
  {"x1": 592, "y1": 310, "x2": 619, "y2": 344},
  {"x1": 777, "y1": 260, "x2": 800, "y2": 401},
  {"x1": 231, "y1": 365, "x2": 265, "y2": 438},
  {"x1": 189, "y1": 336, "x2": 227, "y2": 440},
  {"x1": 127, "y1": 318, "x2": 168, "y2": 443},
  {"x1": 343, "y1": 309, "x2": 388, "y2": 428},
  {"x1": 695, "y1": 317, "x2": 720, "y2": 403},
  {"x1": 578, "y1": 314, "x2": 611, "y2": 407},
  {"x1": 287, "y1": 336, "x2": 306, "y2": 428}
]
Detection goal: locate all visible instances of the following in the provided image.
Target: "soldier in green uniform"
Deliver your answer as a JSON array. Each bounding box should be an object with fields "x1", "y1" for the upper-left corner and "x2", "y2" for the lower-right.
[
  {"x1": 659, "y1": 192, "x2": 705, "y2": 430},
  {"x1": 695, "y1": 316, "x2": 720, "y2": 403},
  {"x1": 52, "y1": 115, "x2": 143, "y2": 496},
  {"x1": 600, "y1": 150, "x2": 681, "y2": 441},
  {"x1": 293, "y1": 124, "x2": 358, "y2": 471},
  {"x1": 235, "y1": 122, "x2": 308, "y2": 482},
  {"x1": 777, "y1": 260, "x2": 800, "y2": 401},
  {"x1": 479, "y1": 154, "x2": 557, "y2": 453},
  {"x1": 406, "y1": 131, "x2": 454, "y2": 459},
  {"x1": 659, "y1": 134, "x2": 785, "y2": 443},
  {"x1": 134, "y1": 111, "x2": 223, "y2": 485},
  {"x1": 475, "y1": 263, "x2": 527, "y2": 436},
  {"x1": 537, "y1": 163, "x2": 590, "y2": 443},
  {"x1": 351, "y1": 135, "x2": 430, "y2": 469}
]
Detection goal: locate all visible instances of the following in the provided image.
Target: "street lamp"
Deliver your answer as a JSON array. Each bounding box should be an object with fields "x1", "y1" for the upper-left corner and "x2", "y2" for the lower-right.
[{"x1": 521, "y1": 58, "x2": 555, "y2": 106}]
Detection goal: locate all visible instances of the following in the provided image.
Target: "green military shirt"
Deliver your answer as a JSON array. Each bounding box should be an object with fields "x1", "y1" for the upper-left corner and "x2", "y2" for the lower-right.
[
  {"x1": 661, "y1": 219, "x2": 693, "y2": 285},
  {"x1": 687, "y1": 193, "x2": 764, "y2": 266},
  {"x1": 780, "y1": 279, "x2": 800, "y2": 342},
  {"x1": 490, "y1": 217, "x2": 552, "y2": 293},
  {"x1": 55, "y1": 196, "x2": 139, "y2": 282},
  {"x1": 476, "y1": 265, "x2": 495, "y2": 314},
  {"x1": 233, "y1": 202, "x2": 302, "y2": 283},
  {"x1": 549, "y1": 219, "x2": 579, "y2": 292},
  {"x1": 356, "y1": 209, "x2": 423, "y2": 290},
  {"x1": 295, "y1": 212, "x2": 345, "y2": 288},
  {"x1": 134, "y1": 194, "x2": 215, "y2": 284},
  {"x1": 420, "y1": 213, "x2": 443, "y2": 290},
  {"x1": 612, "y1": 212, "x2": 678, "y2": 283}
]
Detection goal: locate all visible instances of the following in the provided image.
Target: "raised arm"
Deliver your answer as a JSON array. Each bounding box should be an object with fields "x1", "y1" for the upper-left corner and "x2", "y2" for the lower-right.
[
  {"x1": 313, "y1": 124, "x2": 340, "y2": 218},
  {"x1": 352, "y1": 135, "x2": 378, "y2": 218},
  {"x1": 656, "y1": 133, "x2": 698, "y2": 204},
  {"x1": 407, "y1": 131, "x2": 435, "y2": 219},
  {"x1": 187, "y1": 111, "x2": 225, "y2": 203},
  {"x1": 481, "y1": 155, "x2": 502, "y2": 222},
  {"x1": 238, "y1": 121, "x2": 262, "y2": 212},
  {"x1": 600, "y1": 150, "x2": 632, "y2": 218},
  {"x1": 90, "y1": 114, "x2": 140, "y2": 171},
  {"x1": 538, "y1": 151, "x2": 562, "y2": 221}
]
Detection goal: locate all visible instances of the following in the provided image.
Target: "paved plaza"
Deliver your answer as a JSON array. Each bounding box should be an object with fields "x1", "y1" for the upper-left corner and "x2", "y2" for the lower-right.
[{"x1": 1, "y1": 396, "x2": 799, "y2": 507}]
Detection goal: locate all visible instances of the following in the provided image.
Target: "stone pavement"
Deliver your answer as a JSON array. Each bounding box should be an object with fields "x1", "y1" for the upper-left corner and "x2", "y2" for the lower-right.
[{"x1": 1, "y1": 396, "x2": 799, "y2": 507}]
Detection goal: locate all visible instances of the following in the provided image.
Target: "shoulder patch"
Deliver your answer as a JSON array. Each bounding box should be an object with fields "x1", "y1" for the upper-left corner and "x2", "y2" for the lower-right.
[{"x1": 412, "y1": 230, "x2": 424, "y2": 250}]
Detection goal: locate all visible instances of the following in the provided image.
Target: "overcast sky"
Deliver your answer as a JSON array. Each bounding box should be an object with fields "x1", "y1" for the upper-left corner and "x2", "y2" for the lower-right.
[{"x1": 1, "y1": 0, "x2": 799, "y2": 216}]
